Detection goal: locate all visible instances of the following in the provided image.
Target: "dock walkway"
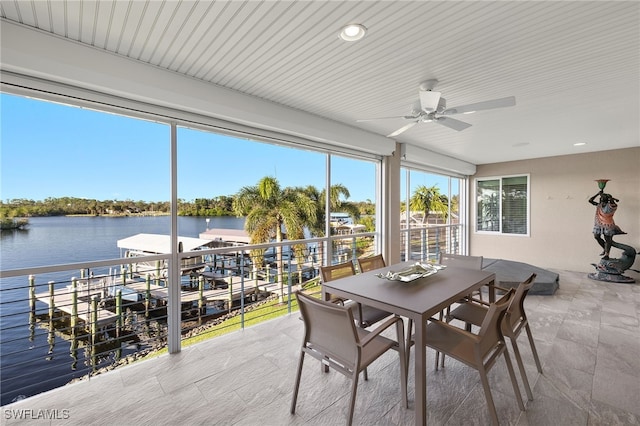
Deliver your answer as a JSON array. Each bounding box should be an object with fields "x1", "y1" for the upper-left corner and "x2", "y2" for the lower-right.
[
  {"x1": 35, "y1": 287, "x2": 117, "y2": 327},
  {"x1": 34, "y1": 275, "x2": 290, "y2": 328}
]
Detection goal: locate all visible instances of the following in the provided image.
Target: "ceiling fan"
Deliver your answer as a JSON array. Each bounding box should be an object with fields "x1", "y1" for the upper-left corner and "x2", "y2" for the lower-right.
[{"x1": 357, "y1": 79, "x2": 516, "y2": 137}]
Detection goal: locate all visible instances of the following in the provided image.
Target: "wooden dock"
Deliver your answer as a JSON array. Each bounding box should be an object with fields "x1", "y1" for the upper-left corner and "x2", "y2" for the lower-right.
[
  {"x1": 35, "y1": 287, "x2": 117, "y2": 327},
  {"x1": 33, "y1": 274, "x2": 294, "y2": 328},
  {"x1": 125, "y1": 276, "x2": 277, "y2": 304}
]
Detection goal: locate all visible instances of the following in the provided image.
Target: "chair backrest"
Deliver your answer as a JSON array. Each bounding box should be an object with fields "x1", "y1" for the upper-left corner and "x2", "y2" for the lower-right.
[
  {"x1": 357, "y1": 254, "x2": 386, "y2": 273},
  {"x1": 504, "y1": 273, "x2": 536, "y2": 332},
  {"x1": 319, "y1": 261, "x2": 356, "y2": 283},
  {"x1": 439, "y1": 253, "x2": 483, "y2": 270},
  {"x1": 295, "y1": 291, "x2": 359, "y2": 368},
  {"x1": 477, "y1": 289, "x2": 514, "y2": 356}
]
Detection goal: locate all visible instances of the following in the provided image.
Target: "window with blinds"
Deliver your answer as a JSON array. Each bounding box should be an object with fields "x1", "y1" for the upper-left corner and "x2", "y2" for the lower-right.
[{"x1": 475, "y1": 175, "x2": 529, "y2": 235}]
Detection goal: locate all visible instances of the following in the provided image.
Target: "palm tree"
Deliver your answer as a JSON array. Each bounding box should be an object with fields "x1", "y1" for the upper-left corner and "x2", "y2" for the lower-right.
[
  {"x1": 410, "y1": 185, "x2": 449, "y2": 225},
  {"x1": 233, "y1": 177, "x2": 316, "y2": 303},
  {"x1": 296, "y1": 184, "x2": 360, "y2": 266}
]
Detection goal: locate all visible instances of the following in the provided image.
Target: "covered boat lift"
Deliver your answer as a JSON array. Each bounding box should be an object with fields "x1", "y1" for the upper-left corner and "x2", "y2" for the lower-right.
[{"x1": 117, "y1": 233, "x2": 213, "y2": 277}]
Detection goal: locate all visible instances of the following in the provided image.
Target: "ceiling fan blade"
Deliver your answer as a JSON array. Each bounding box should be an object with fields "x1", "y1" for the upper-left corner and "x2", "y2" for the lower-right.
[
  {"x1": 419, "y1": 90, "x2": 442, "y2": 112},
  {"x1": 443, "y1": 96, "x2": 516, "y2": 115},
  {"x1": 436, "y1": 116, "x2": 472, "y2": 131},
  {"x1": 357, "y1": 115, "x2": 413, "y2": 122},
  {"x1": 387, "y1": 121, "x2": 419, "y2": 137}
]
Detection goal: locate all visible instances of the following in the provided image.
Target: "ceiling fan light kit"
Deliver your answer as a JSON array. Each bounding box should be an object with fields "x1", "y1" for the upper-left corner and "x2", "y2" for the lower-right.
[{"x1": 358, "y1": 79, "x2": 516, "y2": 137}]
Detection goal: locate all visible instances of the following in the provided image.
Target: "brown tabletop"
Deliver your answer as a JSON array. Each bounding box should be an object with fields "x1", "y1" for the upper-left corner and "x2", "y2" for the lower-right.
[{"x1": 322, "y1": 261, "x2": 495, "y2": 426}]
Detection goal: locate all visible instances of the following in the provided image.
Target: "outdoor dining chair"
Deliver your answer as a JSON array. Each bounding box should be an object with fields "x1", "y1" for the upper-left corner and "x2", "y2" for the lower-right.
[
  {"x1": 319, "y1": 261, "x2": 356, "y2": 305},
  {"x1": 356, "y1": 253, "x2": 385, "y2": 274},
  {"x1": 354, "y1": 254, "x2": 394, "y2": 328},
  {"x1": 440, "y1": 252, "x2": 485, "y2": 301},
  {"x1": 320, "y1": 259, "x2": 393, "y2": 379},
  {"x1": 291, "y1": 291, "x2": 407, "y2": 426},
  {"x1": 406, "y1": 253, "x2": 485, "y2": 368},
  {"x1": 447, "y1": 273, "x2": 542, "y2": 401},
  {"x1": 418, "y1": 289, "x2": 525, "y2": 425}
]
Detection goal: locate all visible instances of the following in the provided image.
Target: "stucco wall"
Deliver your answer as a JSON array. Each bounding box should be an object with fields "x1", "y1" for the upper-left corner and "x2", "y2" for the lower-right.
[{"x1": 470, "y1": 147, "x2": 640, "y2": 274}]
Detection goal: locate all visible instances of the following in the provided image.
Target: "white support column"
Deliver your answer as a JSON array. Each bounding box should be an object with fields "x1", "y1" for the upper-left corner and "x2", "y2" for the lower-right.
[
  {"x1": 325, "y1": 154, "x2": 332, "y2": 265},
  {"x1": 403, "y1": 167, "x2": 411, "y2": 260},
  {"x1": 168, "y1": 123, "x2": 181, "y2": 353},
  {"x1": 381, "y1": 142, "x2": 402, "y2": 264},
  {"x1": 461, "y1": 177, "x2": 471, "y2": 255}
]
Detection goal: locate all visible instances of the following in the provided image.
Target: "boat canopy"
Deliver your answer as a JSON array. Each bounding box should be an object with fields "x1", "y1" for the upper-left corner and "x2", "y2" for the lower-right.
[
  {"x1": 116, "y1": 233, "x2": 213, "y2": 254},
  {"x1": 331, "y1": 223, "x2": 366, "y2": 235},
  {"x1": 199, "y1": 228, "x2": 251, "y2": 244}
]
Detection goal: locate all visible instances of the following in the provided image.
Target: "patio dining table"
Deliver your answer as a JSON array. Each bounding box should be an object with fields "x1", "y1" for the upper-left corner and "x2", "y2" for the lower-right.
[{"x1": 321, "y1": 260, "x2": 496, "y2": 426}]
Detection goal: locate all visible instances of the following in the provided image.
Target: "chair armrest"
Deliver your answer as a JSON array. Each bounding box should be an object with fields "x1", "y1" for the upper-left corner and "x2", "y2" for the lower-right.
[
  {"x1": 427, "y1": 317, "x2": 481, "y2": 343},
  {"x1": 359, "y1": 315, "x2": 402, "y2": 347},
  {"x1": 466, "y1": 297, "x2": 491, "y2": 306}
]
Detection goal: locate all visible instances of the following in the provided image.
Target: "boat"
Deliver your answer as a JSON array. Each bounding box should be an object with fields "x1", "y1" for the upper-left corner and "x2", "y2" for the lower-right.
[{"x1": 117, "y1": 233, "x2": 214, "y2": 278}]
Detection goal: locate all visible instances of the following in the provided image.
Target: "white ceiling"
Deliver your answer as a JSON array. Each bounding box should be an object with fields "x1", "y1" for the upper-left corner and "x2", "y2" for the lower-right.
[{"x1": 1, "y1": 1, "x2": 639, "y2": 165}]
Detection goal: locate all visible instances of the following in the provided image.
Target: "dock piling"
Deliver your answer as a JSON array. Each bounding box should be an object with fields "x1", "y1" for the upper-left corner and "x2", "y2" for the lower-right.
[
  {"x1": 28, "y1": 275, "x2": 36, "y2": 342},
  {"x1": 198, "y1": 275, "x2": 204, "y2": 325},
  {"x1": 47, "y1": 280, "x2": 55, "y2": 356},
  {"x1": 145, "y1": 274, "x2": 151, "y2": 318},
  {"x1": 116, "y1": 289, "x2": 122, "y2": 338},
  {"x1": 227, "y1": 275, "x2": 233, "y2": 313},
  {"x1": 155, "y1": 260, "x2": 161, "y2": 286},
  {"x1": 70, "y1": 277, "x2": 78, "y2": 332},
  {"x1": 70, "y1": 277, "x2": 78, "y2": 370},
  {"x1": 90, "y1": 295, "x2": 98, "y2": 371}
]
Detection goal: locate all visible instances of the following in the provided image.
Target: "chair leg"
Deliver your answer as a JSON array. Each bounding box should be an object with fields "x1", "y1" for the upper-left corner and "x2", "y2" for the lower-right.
[
  {"x1": 354, "y1": 317, "x2": 370, "y2": 380},
  {"x1": 478, "y1": 367, "x2": 500, "y2": 426},
  {"x1": 509, "y1": 337, "x2": 534, "y2": 401},
  {"x1": 362, "y1": 328, "x2": 368, "y2": 381},
  {"x1": 525, "y1": 323, "x2": 543, "y2": 373},
  {"x1": 291, "y1": 352, "x2": 305, "y2": 414},
  {"x1": 502, "y1": 345, "x2": 526, "y2": 411},
  {"x1": 347, "y1": 371, "x2": 359, "y2": 426}
]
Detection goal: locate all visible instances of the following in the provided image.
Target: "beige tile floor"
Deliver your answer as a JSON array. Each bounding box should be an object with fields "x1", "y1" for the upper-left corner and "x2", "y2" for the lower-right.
[{"x1": 3, "y1": 269, "x2": 639, "y2": 425}]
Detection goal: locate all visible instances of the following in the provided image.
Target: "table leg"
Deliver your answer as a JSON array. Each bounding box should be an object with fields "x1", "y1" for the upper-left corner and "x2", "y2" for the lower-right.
[
  {"x1": 488, "y1": 279, "x2": 496, "y2": 303},
  {"x1": 414, "y1": 314, "x2": 426, "y2": 426}
]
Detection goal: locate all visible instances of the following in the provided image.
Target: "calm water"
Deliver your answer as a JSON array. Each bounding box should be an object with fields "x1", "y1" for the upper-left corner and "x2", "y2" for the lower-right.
[{"x1": 0, "y1": 215, "x2": 244, "y2": 405}]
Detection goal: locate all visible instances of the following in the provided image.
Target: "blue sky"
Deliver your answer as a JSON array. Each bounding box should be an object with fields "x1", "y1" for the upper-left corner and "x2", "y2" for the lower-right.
[{"x1": 1, "y1": 93, "x2": 385, "y2": 203}]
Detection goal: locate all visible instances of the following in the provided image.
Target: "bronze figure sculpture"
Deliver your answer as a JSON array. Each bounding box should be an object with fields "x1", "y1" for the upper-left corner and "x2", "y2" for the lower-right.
[
  {"x1": 588, "y1": 190, "x2": 626, "y2": 259},
  {"x1": 588, "y1": 180, "x2": 638, "y2": 283}
]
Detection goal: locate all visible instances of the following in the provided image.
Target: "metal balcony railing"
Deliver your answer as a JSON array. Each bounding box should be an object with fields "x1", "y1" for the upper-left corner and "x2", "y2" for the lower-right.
[
  {"x1": 0, "y1": 232, "x2": 381, "y2": 405},
  {"x1": 400, "y1": 223, "x2": 463, "y2": 262}
]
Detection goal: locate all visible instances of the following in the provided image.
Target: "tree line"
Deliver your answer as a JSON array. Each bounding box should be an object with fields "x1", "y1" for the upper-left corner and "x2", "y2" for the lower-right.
[
  {"x1": 0, "y1": 182, "x2": 451, "y2": 222},
  {"x1": 0, "y1": 193, "x2": 375, "y2": 219},
  {"x1": 0, "y1": 197, "x2": 173, "y2": 218}
]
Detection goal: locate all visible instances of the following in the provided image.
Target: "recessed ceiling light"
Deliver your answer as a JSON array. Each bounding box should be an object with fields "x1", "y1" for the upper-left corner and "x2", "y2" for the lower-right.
[
  {"x1": 339, "y1": 24, "x2": 367, "y2": 41},
  {"x1": 463, "y1": 111, "x2": 476, "y2": 115},
  {"x1": 573, "y1": 142, "x2": 587, "y2": 146}
]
